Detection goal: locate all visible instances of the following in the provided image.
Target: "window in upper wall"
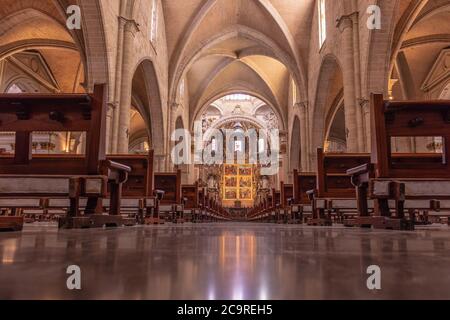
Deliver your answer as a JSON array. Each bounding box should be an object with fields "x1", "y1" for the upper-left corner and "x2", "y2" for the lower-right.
[
  {"x1": 291, "y1": 80, "x2": 297, "y2": 106},
  {"x1": 318, "y1": 0, "x2": 327, "y2": 48},
  {"x1": 179, "y1": 79, "x2": 185, "y2": 98},
  {"x1": 6, "y1": 83, "x2": 24, "y2": 93},
  {"x1": 150, "y1": 0, "x2": 158, "y2": 43}
]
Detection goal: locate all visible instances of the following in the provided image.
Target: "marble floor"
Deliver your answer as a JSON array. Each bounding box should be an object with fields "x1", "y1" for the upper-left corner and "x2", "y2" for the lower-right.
[{"x1": 1, "y1": 223, "x2": 450, "y2": 300}]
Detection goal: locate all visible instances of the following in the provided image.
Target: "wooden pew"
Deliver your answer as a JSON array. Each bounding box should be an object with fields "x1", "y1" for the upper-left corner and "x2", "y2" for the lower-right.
[
  {"x1": 197, "y1": 186, "x2": 208, "y2": 222},
  {"x1": 348, "y1": 94, "x2": 450, "y2": 230},
  {"x1": 154, "y1": 170, "x2": 183, "y2": 223},
  {"x1": 0, "y1": 85, "x2": 131, "y2": 230},
  {"x1": 106, "y1": 150, "x2": 157, "y2": 224},
  {"x1": 279, "y1": 182, "x2": 294, "y2": 223},
  {"x1": 307, "y1": 149, "x2": 371, "y2": 226},
  {"x1": 268, "y1": 188, "x2": 281, "y2": 223},
  {"x1": 181, "y1": 182, "x2": 201, "y2": 222},
  {"x1": 293, "y1": 170, "x2": 317, "y2": 223}
]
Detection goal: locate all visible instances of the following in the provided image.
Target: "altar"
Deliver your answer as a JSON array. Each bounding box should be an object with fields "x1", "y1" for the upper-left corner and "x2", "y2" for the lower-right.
[{"x1": 222, "y1": 164, "x2": 255, "y2": 208}]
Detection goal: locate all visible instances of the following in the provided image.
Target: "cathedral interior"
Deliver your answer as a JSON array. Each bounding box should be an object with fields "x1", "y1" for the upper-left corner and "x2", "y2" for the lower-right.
[{"x1": 1, "y1": 0, "x2": 450, "y2": 301}]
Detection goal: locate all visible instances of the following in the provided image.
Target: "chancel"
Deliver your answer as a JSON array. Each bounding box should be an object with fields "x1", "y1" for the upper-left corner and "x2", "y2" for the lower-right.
[{"x1": 1, "y1": 0, "x2": 450, "y2": 302}]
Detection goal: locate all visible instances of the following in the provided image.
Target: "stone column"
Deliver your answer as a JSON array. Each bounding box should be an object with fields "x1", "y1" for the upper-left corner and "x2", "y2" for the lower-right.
[
  {"x1": 110, "y1": 16, "x2": 127, "y2": 154},
  {"x1": 295, "y1": 102, "x2": 309, "y2": 172},
  {"x1": 117, "y1": 18, "x2": 139, "y2": 154},
  {"x1": 105, "y1": 103, "x2": 115, "y2": 154},
  {"x1": 155, "y1": 154, "x2": 166, "y2": 172},
  {"x1": 168, "y1": 102, "x2": 180, "y2": 170},
  {"x1": 337, "y1": 13, "x2": 360, "y2": 153},
  {"x1": 350, "y1": 12, "x2": 365, "y2": 152},
  {"x1": 360, "y1": 99, "x2": 371, "y2": 150}
]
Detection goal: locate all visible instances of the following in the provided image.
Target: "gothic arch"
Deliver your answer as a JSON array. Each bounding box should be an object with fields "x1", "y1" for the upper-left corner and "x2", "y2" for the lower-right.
[
  {"x1": 131, "y1": 58, "x2": 166, "y2": 155},
  {"x1": 311, "y1": 54, "x2": 343, "y2": 153},
  {"x1": 193, "y1": 90, "x2": 285, "y2": 132},
  {"x1": 170, "y1": 25, "x2": 305, "y2": 107}
]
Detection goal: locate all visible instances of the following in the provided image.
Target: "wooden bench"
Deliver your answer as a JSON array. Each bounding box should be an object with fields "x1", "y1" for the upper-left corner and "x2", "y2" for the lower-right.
[
  {"x1": 182, "y1": 182, "x2": 202, "y2": 222},
  {"x1": 306, "y1": 149, "x2": 371, "y2": 226},
  {"x1": 348, "y1": 94, "x2": 450, "y2": 230},
  {"x1": 292, "y1": 171, "x2": 317, "y2": 224},
  {"x1": 105, "y1": 150, "x2": 157, "y2": 224},
  {"x1": 278, "y1": 182, "x2": 294, "y2": 223},
  {"x1": 154, "y1": 170, "x2": 184, "y2": 223},
  {"x1": 0, "y1": 85, "x2": 131, "y2": 230}
]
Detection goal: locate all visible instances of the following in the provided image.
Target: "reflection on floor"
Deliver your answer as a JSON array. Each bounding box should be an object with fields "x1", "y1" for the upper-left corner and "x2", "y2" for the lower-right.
[{"x1": 1, "y1": 223, "x2": 450, "y2": 300}]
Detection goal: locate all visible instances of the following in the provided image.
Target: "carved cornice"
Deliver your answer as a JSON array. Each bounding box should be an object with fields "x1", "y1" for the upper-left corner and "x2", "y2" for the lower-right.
[
  {"x1": 294, "y1": 101, "x2": 308, "y2": 110},
  {"x1": 358, "y1": 98, "x2": 369, "y2": 108},
  {"x1": 119, "y1": 16, "x2": 140, "y2": 35},
  {"x1": 336, "y1": 12, "x2": 359, "y2": 33}
]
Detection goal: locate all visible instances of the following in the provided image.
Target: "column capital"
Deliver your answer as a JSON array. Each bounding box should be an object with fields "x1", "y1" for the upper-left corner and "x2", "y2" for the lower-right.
[
  {"x1": 336, "y1": 12, "x2": 359, "y2": 32},
  {"x1": 171, "y1": 102, "x2": 181, "y2": 112},
  {"x1": 294, "y1": 101, "x2": 308, "y2": 110},
  {"x1": 119, "y1": 16, "x2": 140, "y2": 35},
  {"x1": 107, "y1": 101, "x2": 118, "y2": 109},
  {"x1": 358, "y1": 98, "x2": 369, "y2": 108}
]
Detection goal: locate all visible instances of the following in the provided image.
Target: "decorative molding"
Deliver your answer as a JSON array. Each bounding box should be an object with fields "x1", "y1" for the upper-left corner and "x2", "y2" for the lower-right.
[
  {"x1": 336, "y1": 12, "x2": 358, "y2": 32},
  {"x1": 294, "y1": 101, "x2": 308, "y2": 110},
  {"x1": 358, "y1": 98, "x2": 369, "y2": 108},
  {"x1": 171, "y1": 102, "x2": 180, "y2": 111},
  {"x1": 120, "y1": 16, "x2": 141, "y2": 35},
  {"x1": 421, "y1": 48, "x2": 450, "y2": 93},
  {"x1": 401, "y1": 34, "x2": 450, "y2": 50},
  {"x1": 5, "y1": 52, "x2": 60, "y2": 93},
  {"x1": 107, "y1": 102, "x2": 117, "y2": 110}
]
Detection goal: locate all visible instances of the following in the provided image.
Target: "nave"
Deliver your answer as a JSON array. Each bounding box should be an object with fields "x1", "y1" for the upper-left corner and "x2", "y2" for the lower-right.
[
  {"x1": 2, "y1": 223, "x2": 450, "y2": 300},
  {"x1": 1, "y1": 0, "x2": 450, "y2": 302}
]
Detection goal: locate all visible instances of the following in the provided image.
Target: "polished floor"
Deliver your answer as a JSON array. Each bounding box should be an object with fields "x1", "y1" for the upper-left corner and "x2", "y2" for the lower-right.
[{"x1": 1, "y1": 223, "x2": 450, "y2": 300}]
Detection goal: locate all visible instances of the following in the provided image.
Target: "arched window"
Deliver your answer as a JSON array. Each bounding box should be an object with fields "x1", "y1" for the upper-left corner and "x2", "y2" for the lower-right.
[
  {"x1": 6, "y1": 83, "x2": 24, "y2": 93},
  {"x1": 150, "y1": 0, "x2": 158, "y2": 43},
  {"x1": 258, "y1": 138, "x2": 266, "y2": 153},
  {"x1": 291, "y1": 79, "x2": 297, "y2": 106},
  {"x1": 318, "y1": 0, "x2": 327, "y2": 48}
]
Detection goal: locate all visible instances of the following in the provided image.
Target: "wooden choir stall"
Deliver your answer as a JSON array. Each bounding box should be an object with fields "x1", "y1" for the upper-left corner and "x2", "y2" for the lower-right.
[{"x1": 0, "y1": 85, "x2": 132, "y2": 231}]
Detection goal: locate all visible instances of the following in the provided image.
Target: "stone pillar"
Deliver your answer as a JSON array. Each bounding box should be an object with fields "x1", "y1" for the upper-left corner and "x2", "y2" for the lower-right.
[
  {"x1": 337, "y1": 13, "x2": 360, "y2": 153},
  {"x1": 155, "y1": 154, "x2": 166, "y2": 172},
  {"x1": 360, "y1": 99, "x2": 371, "y2": 150},
  {"x1": 168, "y1": 102, "x2": 180, "y2": 170},
  {"x1": 296, "y1": 102, "x2": 309, "y2": 172},
  {"x1": 110, "y1": 16, "x2": 127, "y2": 154},
  {"x1": 350, "y1": 12, "x2": 365, "y2": 152},
  {"x1": 117, "y1": 18, "x2": 139, "y2": 154},
  {"x1": 105, "y1": 103, "x2": 114, "y2": 154}
]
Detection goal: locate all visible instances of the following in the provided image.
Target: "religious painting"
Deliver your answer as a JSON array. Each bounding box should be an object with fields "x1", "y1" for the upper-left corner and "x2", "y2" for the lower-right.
[
  {"x1": 225, "y1": 177, "x2": 237, "y2": 187},
  {"x1": 239, "y1": 177, "x2": 252, "y2": 188},
  {"x1": 224, "y1": 165, "x2": 237, "y2": 176},
  {"x1": 225, "y1": 189, "x2": 237, "y2": 200},
  {"x1": 223, "y1": 164, "x2": 254, "y2": 202},
  {"x1": 239, "y1": 167, "x2": 252, "y2": 176},
  {"x1": 239, "y1": 188, "x2": 252, "y2": 200}
]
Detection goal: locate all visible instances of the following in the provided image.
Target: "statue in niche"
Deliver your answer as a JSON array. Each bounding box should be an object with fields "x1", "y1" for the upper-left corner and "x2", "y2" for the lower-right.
[
  {"x1": 207, "y1": 174, "x2": 218, "y2": 190},
  {"x1": 258, "y1": 175, "x2": 271, "y2": 191}
]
